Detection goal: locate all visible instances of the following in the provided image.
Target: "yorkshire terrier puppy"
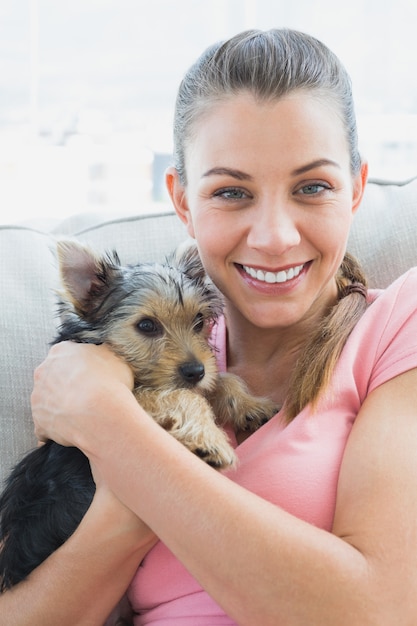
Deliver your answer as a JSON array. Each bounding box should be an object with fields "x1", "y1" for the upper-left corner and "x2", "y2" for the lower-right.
[{"x1": 0, "y1": 240, "x2": 276, "y2": 622}]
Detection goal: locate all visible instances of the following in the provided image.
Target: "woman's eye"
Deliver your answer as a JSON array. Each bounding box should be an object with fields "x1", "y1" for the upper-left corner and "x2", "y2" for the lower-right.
[
  {"x1": 297, "y1": 183, "x2": 330, "y2": 196},
  {"x1": 213, "y1": 187, "x2": 248, "y2": 200}
]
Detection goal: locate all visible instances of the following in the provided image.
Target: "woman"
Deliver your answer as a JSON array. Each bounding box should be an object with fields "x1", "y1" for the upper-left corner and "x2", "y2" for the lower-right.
[{"x1": 4, "y1": 29, "x2": 417, "y2": 625}]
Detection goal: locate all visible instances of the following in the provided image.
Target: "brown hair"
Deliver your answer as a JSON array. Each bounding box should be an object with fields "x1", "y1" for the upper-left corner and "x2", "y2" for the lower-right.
[
  {"x1": 173, "y1": 28, "x2": 361, "y2": 183},
  {"x1": 284, "y1": 253, "x2": 368, "y2": 421},
  {"x1": 173, "y1": 29, "x2": 368, "y2": 420}
]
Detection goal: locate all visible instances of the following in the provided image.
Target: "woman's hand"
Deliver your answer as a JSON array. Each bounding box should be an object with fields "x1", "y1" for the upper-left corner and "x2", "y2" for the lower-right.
[{"x1": 31, "y1": 341, "x2": 134, "y2": 447}]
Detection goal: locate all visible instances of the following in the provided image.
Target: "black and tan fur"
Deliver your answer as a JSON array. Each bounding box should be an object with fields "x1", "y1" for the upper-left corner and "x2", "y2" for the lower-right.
[{"x1": 0, "y1": 240, "x2": 276, "y2": 621}]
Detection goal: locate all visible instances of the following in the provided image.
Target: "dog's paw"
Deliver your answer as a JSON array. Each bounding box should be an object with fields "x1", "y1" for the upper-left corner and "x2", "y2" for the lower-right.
[
  {"x1": 193, "y1": 444, "x2": 236, "y2": 469},
  {"x1": 210, "y1": 372, "x2": 279, "y2": 432},
  {"x1": 168, "y1": 401, "x2": 237, "y2": 469},
  {"x1": 190, "y1": 428, "x2": 237, "y2": 469},
  {"x1": 240, "y1": 396, "x2": 279, "y2": 432},
  {"x1": 135, "y1": 387, "x2": 237, "y2": 470}
]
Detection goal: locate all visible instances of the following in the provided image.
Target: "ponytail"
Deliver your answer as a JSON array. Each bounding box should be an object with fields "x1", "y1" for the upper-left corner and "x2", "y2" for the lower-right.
[{"x1": 284, "y1": 253, "x2": 368, "y2": 421}]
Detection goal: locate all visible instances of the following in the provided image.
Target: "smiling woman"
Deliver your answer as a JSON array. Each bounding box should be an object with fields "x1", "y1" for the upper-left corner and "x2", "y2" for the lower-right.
[
  {"x1": 167, "y1": 49, "x2": 368, "y2": 425},
  {"x1": 169, "y1": 91, "x2": 364, "y2": 316},
  {"x1": 3, "y1": 23, "x2": 417, "y2": 626}
]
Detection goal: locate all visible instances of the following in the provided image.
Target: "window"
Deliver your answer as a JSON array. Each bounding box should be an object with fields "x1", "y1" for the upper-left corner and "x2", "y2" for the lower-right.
[{"x1": 1, "y1": 0, "x2": 416, "y2": 223}]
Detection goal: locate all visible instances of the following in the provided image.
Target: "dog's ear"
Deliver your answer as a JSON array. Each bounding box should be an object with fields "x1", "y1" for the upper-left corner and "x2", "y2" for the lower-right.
[
  {"x1": 57, "y1": 240, "x2": 122, "y2": 319},
  {"x1": 173, "y1": 239, "x2": 224, "y2": 316},
  {"x1": 173, "y1": 239, "x2": 206, "y2": 282}
]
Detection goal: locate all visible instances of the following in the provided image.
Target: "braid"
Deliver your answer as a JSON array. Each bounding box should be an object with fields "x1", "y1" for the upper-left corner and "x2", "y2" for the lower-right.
[{"x1": 284, "y1": 253, "x2": 368, "y2": 422}]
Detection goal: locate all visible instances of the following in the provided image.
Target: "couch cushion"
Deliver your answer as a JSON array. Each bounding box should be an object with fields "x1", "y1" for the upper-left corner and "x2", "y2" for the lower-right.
[
  {"x1": 349, "y1": 177, "x2": 417, "y2": 288},
  {"x1": 0, "y1": 228, "x2": 59, "y2": 480}
]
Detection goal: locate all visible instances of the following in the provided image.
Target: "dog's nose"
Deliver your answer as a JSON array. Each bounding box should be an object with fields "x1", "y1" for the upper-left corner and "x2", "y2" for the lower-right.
[{"x1": 179, "y1": 361, "x2": 205, "y2": 384}]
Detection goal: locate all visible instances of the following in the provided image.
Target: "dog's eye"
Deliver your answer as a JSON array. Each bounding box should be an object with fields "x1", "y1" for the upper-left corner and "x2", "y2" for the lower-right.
[
  {"x1": 136, "y1": 318, "x2": 163, "y2": 337},
  {"x1": 193, "y1": 313, "x2": 205, "y2": 333}
]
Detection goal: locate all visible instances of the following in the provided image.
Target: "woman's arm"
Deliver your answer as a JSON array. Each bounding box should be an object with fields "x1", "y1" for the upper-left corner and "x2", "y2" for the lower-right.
[
  {"x1": 91, "y1": 368, "x2": 417, "y2": 626},
  {"x1": 0, "y1": 466, "x2": 157, "y2": 625},
  {"x1": 32, "y1": 343, "x2": 417, "y2": 625}
]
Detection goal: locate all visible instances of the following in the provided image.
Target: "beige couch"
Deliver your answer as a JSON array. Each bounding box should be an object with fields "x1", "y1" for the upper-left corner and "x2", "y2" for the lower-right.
[{"x1": 1, "y1": 176, "x2": 417, "y2": 487}]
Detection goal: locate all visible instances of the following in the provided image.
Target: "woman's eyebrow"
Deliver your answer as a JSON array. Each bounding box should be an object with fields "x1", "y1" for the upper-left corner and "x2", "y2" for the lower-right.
[
  {"x1": 202, "y1": 167, "x2": 253, "y2": 181},
  {"x1": 202, "y1": 160, "x2": 340, "y2": 180},
  {"x1": 291, "y1": 159, "x2": 340, "y2": 176}
]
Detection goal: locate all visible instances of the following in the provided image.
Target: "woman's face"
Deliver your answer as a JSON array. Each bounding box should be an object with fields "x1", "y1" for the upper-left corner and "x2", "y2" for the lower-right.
[{"x1": 168, "y1": 92, "x2": 367, "y2": 331}]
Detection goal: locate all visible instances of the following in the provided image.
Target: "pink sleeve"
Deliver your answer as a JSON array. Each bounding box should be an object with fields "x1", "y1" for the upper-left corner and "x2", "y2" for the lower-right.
[{"x1": 368, "y1": 269, "x2": 417, "y2": 394}]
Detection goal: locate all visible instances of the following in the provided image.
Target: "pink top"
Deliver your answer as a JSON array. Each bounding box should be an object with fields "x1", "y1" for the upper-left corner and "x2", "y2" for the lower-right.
[{"x1": 128, "y1": 269, "x2": 417, "y2": 625}]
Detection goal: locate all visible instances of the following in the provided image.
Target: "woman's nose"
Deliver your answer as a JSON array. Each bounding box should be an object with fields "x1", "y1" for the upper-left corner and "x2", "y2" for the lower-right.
[{"x1": 246, "y1": 201, "x2": 301, "y2": 255}]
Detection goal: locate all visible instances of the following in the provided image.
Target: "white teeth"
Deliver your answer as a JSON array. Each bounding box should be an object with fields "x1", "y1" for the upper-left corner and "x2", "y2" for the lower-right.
[{"x1": 242, "y1": 263, "x2": 304, "y2": 284}]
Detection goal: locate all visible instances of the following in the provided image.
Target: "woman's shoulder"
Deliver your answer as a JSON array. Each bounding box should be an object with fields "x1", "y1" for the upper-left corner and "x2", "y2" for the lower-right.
[
  {"x1": 348, "y1": 267, "x2": 417, "y2": 395},
  {"x1": 367, "y1": 267, "x2": 417, "y2": 311},
  {"x1": 358, "y1": 266, "x2": 417, "y2": 343}
]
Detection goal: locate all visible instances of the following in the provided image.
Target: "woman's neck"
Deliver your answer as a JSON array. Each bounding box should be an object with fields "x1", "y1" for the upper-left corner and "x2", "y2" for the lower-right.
[
  {"x1": 222, "y1": 284, "x2": 339, "y2": 403},
  {"x1": 224, "y1": 315, "x2": 309, "y2": 407}
]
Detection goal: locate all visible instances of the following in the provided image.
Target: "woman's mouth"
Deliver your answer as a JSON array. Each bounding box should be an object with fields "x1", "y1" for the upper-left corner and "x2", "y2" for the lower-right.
[{"x1": 240, "y1": 263, "x2": 305, "y2": 285}]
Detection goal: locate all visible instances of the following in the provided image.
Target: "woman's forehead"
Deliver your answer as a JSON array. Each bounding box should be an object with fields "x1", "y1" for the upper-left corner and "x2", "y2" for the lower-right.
[{"x1": 184, "y1": 92, "x2": 350, "y2": 177}]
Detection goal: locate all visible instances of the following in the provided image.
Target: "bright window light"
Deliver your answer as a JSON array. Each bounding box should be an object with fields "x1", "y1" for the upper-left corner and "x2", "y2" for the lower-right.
[{"x1": 1, "y1": 0, "x2": 416, "y2": 224}]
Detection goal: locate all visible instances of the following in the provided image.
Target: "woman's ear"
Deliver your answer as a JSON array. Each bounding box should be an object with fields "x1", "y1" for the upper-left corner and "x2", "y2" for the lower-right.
[
  {"x1": 165, "y1": 166, "x2": 195, "y2": 238},
  {"x1": 352, "y1": 161, "x2": 369, "y2": 215}
]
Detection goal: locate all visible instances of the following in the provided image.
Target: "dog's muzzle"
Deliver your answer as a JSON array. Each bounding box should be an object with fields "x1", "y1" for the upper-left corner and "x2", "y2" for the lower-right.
[{"x1": 179, "y1": 361, "x2": 205, "y2": 384}]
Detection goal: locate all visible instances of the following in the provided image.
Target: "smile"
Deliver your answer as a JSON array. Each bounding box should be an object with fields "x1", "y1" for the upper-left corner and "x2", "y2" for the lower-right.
[{"x1": 241, "y1": 263, "x2": 305, "y2": 284}]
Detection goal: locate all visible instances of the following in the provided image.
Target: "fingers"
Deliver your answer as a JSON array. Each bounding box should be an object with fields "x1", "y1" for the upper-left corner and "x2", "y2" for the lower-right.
[{"x1": 31, "y1": 341, "x2": 134, "y2": 446}]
